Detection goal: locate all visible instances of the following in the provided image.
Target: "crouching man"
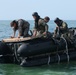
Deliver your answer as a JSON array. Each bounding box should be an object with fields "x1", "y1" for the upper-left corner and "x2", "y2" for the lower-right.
[
  {"x1": 53, "y1": 18, "x2": 68, "y2": 38},
  {"x1": 33, "y1": 16, "x2": 50, "y2": 37},
  {"x1": 10, "y1": 19, "x2": 30, "y2": 38}
]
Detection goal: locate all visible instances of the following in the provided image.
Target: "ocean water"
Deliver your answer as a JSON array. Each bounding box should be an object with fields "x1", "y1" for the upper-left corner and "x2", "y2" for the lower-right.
[{"x1": 0, "y1": 20, "x2": 76, "y2": 75}]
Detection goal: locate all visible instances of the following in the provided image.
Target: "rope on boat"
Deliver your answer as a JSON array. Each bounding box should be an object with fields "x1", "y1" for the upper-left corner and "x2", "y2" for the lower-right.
[
  {"x1": 14, "y1": 43, "x2": 21, "y2": 63},
  {"x1": 61, "y1": 35, "x2": 70, "y2": 63},
  {"x1": 55, "y1": 41, "x2": 61, "y2": 64},
  {"x1": 0, "y1": 54, "x2": 14, "y2": 57},
  {"x1": 0, "y1": 55, "x2": 3, "y2": 57},
  {"x1": 48, "y1": 55, "x2": 50, "y2": 65},
  {"x1": 57, "y1": 53, "x2": 60, "y2": 64},
  {"x1": 56, "y1": 46, "x2": 61, "y2": 64}
]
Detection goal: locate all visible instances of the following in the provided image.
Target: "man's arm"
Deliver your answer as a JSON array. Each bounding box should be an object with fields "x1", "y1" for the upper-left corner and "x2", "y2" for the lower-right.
[
  {"x1": 33, "y1": 29, "x2": 37, "y2": 37},
  {"x1": 11, "y1": 30, "x2": 16, "y2": 38},
  {"x1": 43, "y1": 24, "x2": 48, "y2": 35}
]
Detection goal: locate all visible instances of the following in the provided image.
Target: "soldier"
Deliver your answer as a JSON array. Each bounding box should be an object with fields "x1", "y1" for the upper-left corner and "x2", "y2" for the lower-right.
[
  {"x1": 53, "y1": 18, "x2": 68, "y2": 37},
  {"x1": 37, "y1": 17, "x2": 50, "y2": 36},
  {"x1": 32, "y1": 12, "x2": 41, "y2": 36},
  {"x1": 32, "y1": 12, "x2": 50, "y2": 37},
  {"x1": 10, "y1": 19, "x2": 30, "y2": 38}
]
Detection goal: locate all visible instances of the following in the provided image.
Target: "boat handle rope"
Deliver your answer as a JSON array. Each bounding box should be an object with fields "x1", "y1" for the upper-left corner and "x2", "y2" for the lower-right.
[
  {"x1": 0, "y1": 54, "x2": 13, "y2": 57},
  {"x1": 56, "y1": 45, "x2": 61, "y2": 64},
  {"x1": 57, "y1": 53, "x2": 61, "y2": 64},
  {"x1": 61, "y1": 35, "x2": 70, "y2": 63},
  {"x1": 14, "y1": 43, "x2": 21, "y2": 63},
  {"x1": 48, "y1": 55, "x2": 50, "y2": 65}
]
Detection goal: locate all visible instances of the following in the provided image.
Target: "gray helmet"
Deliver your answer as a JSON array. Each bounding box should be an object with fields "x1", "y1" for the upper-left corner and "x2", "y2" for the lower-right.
[{"x1": 10, "y1": 20, "x2": 17, "y2": 27}]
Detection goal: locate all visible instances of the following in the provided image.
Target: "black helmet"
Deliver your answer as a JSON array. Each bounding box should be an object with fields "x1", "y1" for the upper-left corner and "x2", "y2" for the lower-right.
[
  {"x1": 32, "y1": 12, "x2": 38, "y2": 16},
  {"x1": 54, "y1": 17, "x2": 61, "y2": 23}
]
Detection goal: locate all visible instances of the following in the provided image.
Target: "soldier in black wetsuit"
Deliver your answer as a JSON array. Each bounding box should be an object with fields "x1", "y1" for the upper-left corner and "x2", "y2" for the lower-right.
[{"x1": 10, "y1": 19, "x2": 30, "y2": 38}]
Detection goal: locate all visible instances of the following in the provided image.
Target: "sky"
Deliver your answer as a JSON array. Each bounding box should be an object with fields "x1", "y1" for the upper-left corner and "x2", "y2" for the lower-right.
[{"x1": 0, "y1": 0, "x2": 76, "y2": 20}]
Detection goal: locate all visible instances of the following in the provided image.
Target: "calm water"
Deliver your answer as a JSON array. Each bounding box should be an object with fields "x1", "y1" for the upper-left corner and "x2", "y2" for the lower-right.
[{"x1": 0, "y1": 20, "x2": 76, "y2": 75}]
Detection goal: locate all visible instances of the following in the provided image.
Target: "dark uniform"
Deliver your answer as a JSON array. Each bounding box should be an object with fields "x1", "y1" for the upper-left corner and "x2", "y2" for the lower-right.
[
  {"x1": 54, "y1": 18, "x2": 68, "y2": 37},
  {"x1": 13, "y1": 19, "x2": 30, "y2": 37}
]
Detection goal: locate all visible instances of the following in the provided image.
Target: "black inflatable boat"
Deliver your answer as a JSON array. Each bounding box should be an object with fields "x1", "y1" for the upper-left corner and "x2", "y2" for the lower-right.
[{"x1": 0, "y1": 28, "x2": 76, "y2": 67}]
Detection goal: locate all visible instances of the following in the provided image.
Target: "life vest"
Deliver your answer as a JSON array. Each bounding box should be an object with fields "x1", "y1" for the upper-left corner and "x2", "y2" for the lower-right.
[{"x1": 37, "y1": 19, "x2": 47, "y2": 33}]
